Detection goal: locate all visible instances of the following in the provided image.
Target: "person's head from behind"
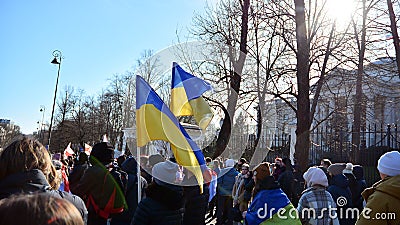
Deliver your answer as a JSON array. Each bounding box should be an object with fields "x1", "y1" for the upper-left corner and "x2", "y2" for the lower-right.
[
  {"x1": 252, "y1": 162, "x2": 271, "y2": 183},
  {"x1": 303, "y1": 166, "x2": 328, "y2": 188},
  {"x1": 282, "y1": 158, "x2": 291, "y2": 168},
  {"x1": 205, "y1": 157, "x2": 212, "y2": 166},
  {"x1": 0, "y1": 193, "x2": 84, "y2": 225},
  {"x1": 90, "y1": 142, "x2": 114, "y2": 166},
  {"x1": 320, "y1": 159, "x2": 332, "y2": 169},
  {"x1": 237, "y1": 157, "x2": 247, "y2": 169},
  {"x1": 377, "y1": 151, "x2": 400, "y2": 179},
  {"x1": 0, "y1": 137, "x2": 58, "y2": 189}
]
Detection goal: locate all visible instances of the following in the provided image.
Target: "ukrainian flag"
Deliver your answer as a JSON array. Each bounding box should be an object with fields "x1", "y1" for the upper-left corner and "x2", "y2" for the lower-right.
[
  {"x1": 136, "y1": 75, "x2": 206, "y2": 191},
  {"x1": 170, "y1": 62, "x2": 213, "y2": 130},
  {"x1": 245, "y1": 188, "x2": 301, "y2": 225}
]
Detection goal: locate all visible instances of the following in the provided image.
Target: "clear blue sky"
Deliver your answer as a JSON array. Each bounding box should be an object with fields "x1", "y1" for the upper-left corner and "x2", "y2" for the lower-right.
[{"x1": 0, "y1": 0, "x2": 211, "y2": 134}]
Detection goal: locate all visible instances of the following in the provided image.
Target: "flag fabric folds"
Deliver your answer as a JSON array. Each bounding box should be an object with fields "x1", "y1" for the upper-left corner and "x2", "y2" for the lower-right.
[
  {"x1": 170, "y1": 62, "x2": 213, "y2": 130},
  {"x1": 136, "y1": 75, "x2": 207, "y2": 191},
  {"x1": 245, "y1": 189, "x2": 301, "y2": 225},
  {"x1": 84, "y1": 143, "x2": 92, "y2": 155},
  {"x1": 64, "y1": 142, "x2": 75, "y2": 158}
]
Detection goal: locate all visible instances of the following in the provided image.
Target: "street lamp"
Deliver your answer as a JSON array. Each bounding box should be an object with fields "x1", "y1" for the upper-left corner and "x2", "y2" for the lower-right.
[{"x1": 48, "y1": 50, "x2": 62, "y2": 150}]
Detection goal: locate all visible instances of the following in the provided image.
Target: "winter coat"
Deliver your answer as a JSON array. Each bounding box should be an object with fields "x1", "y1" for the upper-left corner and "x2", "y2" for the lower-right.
[
  {"x1": 182, "y1": 175, "x2": 208, "y2": 225},
  {"x1": 69, "y1": 162, "x2": 90, "y2": 194},
  {"x1": 111, "y1": 157, "x2": 147, "y2": 225},
  {"x1": 327, "y1": 174, "x2": 355, "y2": 225},
  {"x1": 278, "y1": 168, "x2": 295, "y2": 201},
  {"x1": 352, "y1": 166, "x2": 367, "y2": 211},
  {"x1": 344, "y1": 173, "x2": 360, "y2": 207},
  {"x1": 297, "y1": 185, "x2": 340, "y2": 225},
  {"x1": 356, "y1": 175, "x2": 400, "y2": 225},
  {"x1": 73, "y1": 162, "x2": 126, "y2": 225},
  {"x1": 0, "y1": 169, "x2": 88, "y2": 224},
  {"x1": 131, "y1": 182, "x2": 184, "y2": 225},
  {"x1": 217, "y1": 167, "x2": 239, "y2": 196},
  {"x1": 232, "y1": 174, "x2": 252, "y2": 212}
]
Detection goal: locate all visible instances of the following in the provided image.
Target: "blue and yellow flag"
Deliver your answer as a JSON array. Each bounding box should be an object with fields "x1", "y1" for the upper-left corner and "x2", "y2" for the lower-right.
[
  {"x1": 136, "y1": 75, "x2": 206, "y2": 191},
  {"x1": 170, "y1": 62, "x2": 213, "y2": 130},
  {"x1": 246, "y1": 189, "x2": 301, "y2": 225}
]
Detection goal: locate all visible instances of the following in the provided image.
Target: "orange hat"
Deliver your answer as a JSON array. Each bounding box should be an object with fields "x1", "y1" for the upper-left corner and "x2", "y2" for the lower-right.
[{"x1": 253, "y1": 162, "x2": 271, "y2": 180}]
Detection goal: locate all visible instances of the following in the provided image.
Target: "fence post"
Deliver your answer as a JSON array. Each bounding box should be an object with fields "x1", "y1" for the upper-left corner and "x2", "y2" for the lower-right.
[{"x1": 387, "y1": 124, "x2": 391, "y2": 148}]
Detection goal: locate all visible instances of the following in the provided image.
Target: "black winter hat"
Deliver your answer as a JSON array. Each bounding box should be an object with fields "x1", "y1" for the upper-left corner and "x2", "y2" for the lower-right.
[{"x1": 90, "y1": 142, "x2": 114, "y2": 164}]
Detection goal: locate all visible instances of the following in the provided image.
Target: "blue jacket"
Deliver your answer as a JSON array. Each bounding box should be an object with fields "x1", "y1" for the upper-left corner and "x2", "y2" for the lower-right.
[{"x1": 217, "y1": 167, "x2": 239, "y2": 196}]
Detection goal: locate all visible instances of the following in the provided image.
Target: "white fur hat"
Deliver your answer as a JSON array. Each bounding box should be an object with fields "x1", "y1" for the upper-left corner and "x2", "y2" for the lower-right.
[{"x1": 377, "y1": 151, "x2": 400, "y2": 177}]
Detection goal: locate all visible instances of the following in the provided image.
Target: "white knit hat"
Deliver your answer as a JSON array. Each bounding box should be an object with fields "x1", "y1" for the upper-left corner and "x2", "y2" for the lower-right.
[
  {"x1": 303, "y1": 167, "x2": 329, "y2": 187},
  {"x1": 342, "y1": 163, "x2": 354, "y2": 174},
  {"x1": 225, "y1": 159, "x2": 235, "y2": 167},
  {"x1": 377, "y1": 151, "x2": 400, "y2": 177}
]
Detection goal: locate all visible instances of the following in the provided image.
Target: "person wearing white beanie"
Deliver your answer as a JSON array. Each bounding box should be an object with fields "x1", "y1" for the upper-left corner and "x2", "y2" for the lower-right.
[
  {"x1": 377, "y1": 151, "x2": 400, "y2": 178},
  {"x1": 131, "y1": 160, "x2": 185, "y2": 225},
  {"x1": 297, "y1": 167, "x2": 339, "y2": 225},
  {"x1": 356, "y1": 151, "x2": 400, "y2": 225}
]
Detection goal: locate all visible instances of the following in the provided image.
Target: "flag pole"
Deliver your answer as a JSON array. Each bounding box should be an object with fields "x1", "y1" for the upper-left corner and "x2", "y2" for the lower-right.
[{"x1": 137, "y1": 146, "x2": 141, "y2": 203}]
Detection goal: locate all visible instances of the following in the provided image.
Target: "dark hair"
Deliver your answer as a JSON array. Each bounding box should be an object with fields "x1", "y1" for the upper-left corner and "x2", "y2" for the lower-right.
[
  {"x1": 321, "y1": 159, "x2": 332, "y2": 167},
  {"x1": 205, "y1": 157, "x2": 212, "y2": 163},
  {"x1": 0, "y1": 193, "x2": 84, "y2": 225},
  {"x1": 239, "y1": 158, "x2": 248, "y2": 164}
]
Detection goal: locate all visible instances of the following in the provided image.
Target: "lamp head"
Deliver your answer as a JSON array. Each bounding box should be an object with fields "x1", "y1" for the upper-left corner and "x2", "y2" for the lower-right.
[{"x1": 51, "y1": 57, "x2": 60, "y2": 64}]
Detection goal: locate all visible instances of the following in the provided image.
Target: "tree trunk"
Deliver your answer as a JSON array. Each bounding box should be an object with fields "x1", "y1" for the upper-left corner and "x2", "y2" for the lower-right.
[
  {"x1": 386, "y1": 0, "x2": 400, "y2": 77},
  {"x1": 352, "y1": 0, "x2": 367, "y2": 162},
  {"x1": 294, "y1": 0, "x2": 311, "y2": 171},
  {"x1": 213, "y1": 0, "x2": 250, "y2": 158}
]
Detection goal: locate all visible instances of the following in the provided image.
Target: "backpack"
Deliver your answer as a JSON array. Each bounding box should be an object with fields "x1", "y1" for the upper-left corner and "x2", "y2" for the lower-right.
[{"x1": 87, "y1": 164, "x2": 128, "y2": 219}]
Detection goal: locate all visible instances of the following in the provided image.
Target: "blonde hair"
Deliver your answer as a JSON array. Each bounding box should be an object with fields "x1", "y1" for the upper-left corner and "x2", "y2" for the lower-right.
[
  {"x1": 0, "y1": 137, "x2": 59, "y2": 189},
  {"x1": 0, "y1": 193, "x2": 84, "y2": 225}
]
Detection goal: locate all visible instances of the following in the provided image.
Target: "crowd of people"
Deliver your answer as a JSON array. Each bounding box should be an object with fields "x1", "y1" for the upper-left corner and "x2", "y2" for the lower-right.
[{"x1": 0, "y1": 136, "x2": 399, "y2": 225}]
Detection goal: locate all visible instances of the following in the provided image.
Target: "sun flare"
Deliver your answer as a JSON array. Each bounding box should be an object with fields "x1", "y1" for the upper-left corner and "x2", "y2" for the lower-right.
[{"x1": 326, "y1": 0, "x2": 357, "y2": 28}]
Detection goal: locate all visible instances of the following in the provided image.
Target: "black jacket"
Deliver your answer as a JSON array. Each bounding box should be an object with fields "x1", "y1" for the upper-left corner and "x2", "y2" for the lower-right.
[
  {"x1": 0, "y1": 169, "x2": 88, "y2": 224},
  {"x1": 111, "y1": 157, "x2": 147, "y2": 225},
  {"x1": 182, "y1": 176, "x2": 208, "y2": 225},
  {"x1": 131, "y1": 182, "x2": 184, "y2": 225}
]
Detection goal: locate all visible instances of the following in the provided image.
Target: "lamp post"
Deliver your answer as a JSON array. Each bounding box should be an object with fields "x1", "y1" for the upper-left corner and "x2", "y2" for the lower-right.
[{"x1": 48, "y1": 50, "x2": 62, "y2": 150}]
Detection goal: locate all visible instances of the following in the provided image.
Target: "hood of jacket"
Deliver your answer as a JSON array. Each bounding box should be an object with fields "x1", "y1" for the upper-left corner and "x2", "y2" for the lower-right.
[
  {"x1": 331, "y1": 173, "x2": 349, "y2": 188},
  {"x1": 0, "y1": 169, "x2": 51, "y2": 199},
  {"x1": 121, "y1": 156, "x2": 138, "y2": 174},
  {"x1": 353, "y1": 165, "x2": 364, "y2": 181}
]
